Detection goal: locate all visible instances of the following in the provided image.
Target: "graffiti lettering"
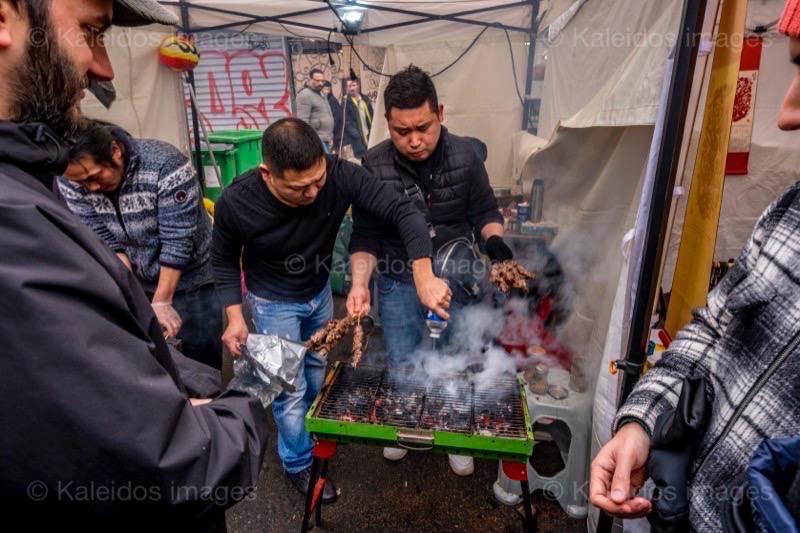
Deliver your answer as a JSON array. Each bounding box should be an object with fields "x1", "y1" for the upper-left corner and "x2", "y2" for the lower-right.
[{"x1": 188, "y1": 49, "x2": 292, "y2": 132}]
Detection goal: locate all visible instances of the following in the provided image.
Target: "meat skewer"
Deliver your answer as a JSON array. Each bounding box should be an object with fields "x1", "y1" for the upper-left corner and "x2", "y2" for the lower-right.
[
  {"x1": 490, "y1": 260, "x2": 537, "y2": 294},
  {"x1": 306, "y1": 315, "x2": 355, "y2": 356},
  {"x1": 351, "y1": 318, "x2": 365, "y2": 368}
]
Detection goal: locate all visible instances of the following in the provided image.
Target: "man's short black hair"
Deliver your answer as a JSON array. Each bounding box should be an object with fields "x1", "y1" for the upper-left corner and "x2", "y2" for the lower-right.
[
  {"x1": 68, "y1": 120, "x2": 131, "y2": 170},
  {"x1": 309, "y1": 68, "x2": 324, "y2": 79},
  {"x1": 262, "y1": 118, "x2": 325, "y2": 177},
  {"x1": 384, "y1": 64, "x2": 438, "y2": 117},
  {"x1": 323, "y1": 80, "x2": 332, "y2": 88}
]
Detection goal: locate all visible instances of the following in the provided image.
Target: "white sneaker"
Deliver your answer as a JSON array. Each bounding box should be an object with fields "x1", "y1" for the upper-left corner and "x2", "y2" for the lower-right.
[
  {"x1": 383, "y1": 446, "x2": 408, "y2": 461},
  {"x1": 448, "y1": 454, "x2": 474, "y2": 476}
]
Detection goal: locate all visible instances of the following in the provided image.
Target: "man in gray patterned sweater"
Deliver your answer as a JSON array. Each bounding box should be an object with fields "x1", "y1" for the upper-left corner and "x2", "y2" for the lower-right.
[
  {"x1": 58, "y1": 121, "x2": 222, "y2": 369},
  {"x1": 590, "y1": 2, "x2": 800, "y2": 529}
]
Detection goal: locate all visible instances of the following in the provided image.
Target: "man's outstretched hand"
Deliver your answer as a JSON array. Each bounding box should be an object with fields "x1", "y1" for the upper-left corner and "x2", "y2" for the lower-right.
[{"x1": 590, "y1": 422, "x2": 653, "y2": 519}]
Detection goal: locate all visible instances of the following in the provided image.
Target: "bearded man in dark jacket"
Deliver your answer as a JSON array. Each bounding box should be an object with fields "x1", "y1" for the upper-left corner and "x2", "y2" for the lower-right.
[
  {"x1": 0, "y1": 1, "x2": 268, "y2": 531},
  {"x1": 347, "y1": 65, "x2": 515, "y2": 476}
]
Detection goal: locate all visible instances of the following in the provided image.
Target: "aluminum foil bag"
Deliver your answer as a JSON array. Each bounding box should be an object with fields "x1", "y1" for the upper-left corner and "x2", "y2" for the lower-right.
[{"x1": 229, "y1": 335, "x2": 307, "y2": 407}]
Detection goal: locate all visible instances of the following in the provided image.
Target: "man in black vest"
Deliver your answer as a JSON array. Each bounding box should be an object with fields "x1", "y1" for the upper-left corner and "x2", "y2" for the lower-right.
[{"x1": 348, "y1": 65, "x2": 514, "y2": 475}]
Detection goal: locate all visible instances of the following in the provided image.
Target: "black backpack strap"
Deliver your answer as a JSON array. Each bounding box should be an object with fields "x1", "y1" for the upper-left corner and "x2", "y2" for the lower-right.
[{"x1": 398, "y1": 170, "x2": 436, "y2": 239}]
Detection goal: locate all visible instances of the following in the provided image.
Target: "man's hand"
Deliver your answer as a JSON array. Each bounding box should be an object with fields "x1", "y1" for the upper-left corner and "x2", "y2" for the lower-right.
[
  {"x1": 347, "y1": 285, "x2": 371, "y2": 316},
  {"x1": 152, "y1": 302, "x2": 182, "y2": 337},
  {"x1": 190, "y1": 398, "x2": 212, "y2": 406},
  {"x1": 486, "y1": 236, "x2": 514, "y2": 263},
  {"x1": 411, "y1": 257, "x2": 452, "y2": 319},
  {"x1": 223, "y1": 307, "x2": 249, "y2": 357},
  {"x1": 590, "y1": 422, "x2": 653, "y2": 518}
]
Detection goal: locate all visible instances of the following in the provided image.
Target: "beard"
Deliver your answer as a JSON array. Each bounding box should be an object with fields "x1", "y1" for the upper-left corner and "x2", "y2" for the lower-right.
[{"x1": 8, "y1": 15, "x2": 89, "y2": 139}]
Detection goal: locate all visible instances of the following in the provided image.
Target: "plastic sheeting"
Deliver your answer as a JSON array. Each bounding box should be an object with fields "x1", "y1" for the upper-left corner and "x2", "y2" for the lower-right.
[
  {"x1": 538, "y1": 0, "x2": 682, "y2": 138},
  {"x1": 663, "y1": 22, "x2": 800, "y2": 290}
]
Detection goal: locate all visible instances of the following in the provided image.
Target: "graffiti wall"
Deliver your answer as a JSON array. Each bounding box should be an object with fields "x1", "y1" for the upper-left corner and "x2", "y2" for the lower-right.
[{"x1": 186, "y1": 32, "x2": 293, "y2": 133}]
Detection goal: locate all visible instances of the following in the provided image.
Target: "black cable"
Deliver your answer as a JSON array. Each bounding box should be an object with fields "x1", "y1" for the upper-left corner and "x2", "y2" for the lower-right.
[
  {"x1": 504, "y1": 29, "x2": 525, "y2": 108},
  {"x1": 430, "y1": 26, "x2": 488, "y2": 78},
  {"x1": 279, "y1": 22, "x2": 318, "y2": 39},
  {"x1": 323, "y1": 0, "x2": 489, "y2": 80},
  {"x1": 504, "y1": 28, "x2": 531, "y2": 131},
  {"x1": 324, "y1": 1, "x2": 392, "y2": 77},
  {"x1": 327, "y1": 30, "x2": 336, "y2": 67}
]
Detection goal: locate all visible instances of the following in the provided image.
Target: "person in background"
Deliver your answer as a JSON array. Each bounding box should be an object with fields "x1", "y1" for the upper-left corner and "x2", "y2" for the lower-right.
[
  {"x1": 211, "y1": 117, "x2": 450, "y2": 503},
  {"x1": 0, "y1": 0, "x2": 268, "y2": 530},
  {"x1": 59, "y1": 120, "x2": 223, "y2": 370},
  {"x1": 296, "y1": 68, "x2": 334, "y2": 153},
  {"x1": 343, "y1": 77, "x2": 374, "y2": 159},
  {"x1": 348, "y1": 64, "x2": 515, "y2": 476},
  {"x1": 322, "y1": 80, "x2": 344, "y2": 154},
  {"x1": 590, "y1": 1, "x2": 800, "y2": 528}
]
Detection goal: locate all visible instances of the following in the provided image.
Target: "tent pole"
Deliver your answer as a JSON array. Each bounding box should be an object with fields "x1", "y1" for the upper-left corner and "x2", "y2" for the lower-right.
[
  {"x1": 179, "y1": 2, "x2": 205, "y2": 190},
  {"x1": 595, "y1": 0, "x2": 707, "y2": 529},
  {"x1": 521, "y1": 0, "x2": 539, "y2": 131}
]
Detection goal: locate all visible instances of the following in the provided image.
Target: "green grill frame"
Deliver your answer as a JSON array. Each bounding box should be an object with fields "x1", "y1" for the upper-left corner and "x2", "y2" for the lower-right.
[{"x1": 305, "y1": 362, "x2": 534, "y2": 463}]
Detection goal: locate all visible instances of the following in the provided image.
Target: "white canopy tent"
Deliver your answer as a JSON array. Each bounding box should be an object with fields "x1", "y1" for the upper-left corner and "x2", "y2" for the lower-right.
[
  {"x1": 83, "y1": 1, "x2": 541, "y2": 187},
  {"x1": 79, "y1": 1, "x2": 800, "y2": 530}
]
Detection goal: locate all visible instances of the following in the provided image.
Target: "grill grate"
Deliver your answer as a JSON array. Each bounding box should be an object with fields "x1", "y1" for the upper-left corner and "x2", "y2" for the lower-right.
[
  {"x1": 317, "y1": 365, "x2": 527, "y2": 438},
  {"x1": 474, "y1": 381, "x2": 527, "y2": 438},
  {"x1": 318, "y1": 365, "x2": 382, "y2": 422}
]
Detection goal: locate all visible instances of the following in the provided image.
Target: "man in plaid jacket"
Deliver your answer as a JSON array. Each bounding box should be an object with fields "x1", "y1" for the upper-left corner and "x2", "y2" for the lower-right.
[{"x1": 590, "y1": 1, "x2": 800, "y2": 529}]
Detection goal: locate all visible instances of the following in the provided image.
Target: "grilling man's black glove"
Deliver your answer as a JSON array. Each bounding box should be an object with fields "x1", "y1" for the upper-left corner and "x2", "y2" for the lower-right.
[{"x1": 486, "y1": 236, "x2": 514, "y2": 263}]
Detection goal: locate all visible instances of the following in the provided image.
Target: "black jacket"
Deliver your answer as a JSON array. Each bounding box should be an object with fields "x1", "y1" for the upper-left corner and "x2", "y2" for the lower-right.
[
  {"x1": 350, "y1": 127, "x2": 503, "y2": 282},
  {"x1": 343, "y1": 94, "x2": 374, "y2": 158},
  {"x1": 326, "y1": 92, "x2": 344, "y2": 147},
  {"x1": 211, "y1": 156, "x2": 432, "y2": 305},
  {"x1": 0, "y1": 121, "x2": 268, "y2": 532}
]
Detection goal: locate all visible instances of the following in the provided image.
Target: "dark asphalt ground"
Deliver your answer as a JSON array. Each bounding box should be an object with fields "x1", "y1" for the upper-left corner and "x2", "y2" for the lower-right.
[{"x1": 224, "y1": 296, "x2": 588, "y2": 533}]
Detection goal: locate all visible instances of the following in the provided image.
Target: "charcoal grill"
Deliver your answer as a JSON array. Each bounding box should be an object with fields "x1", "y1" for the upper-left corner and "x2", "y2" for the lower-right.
[{"x1": 301, "y1": 362, "x2": 536, "y2": 532}]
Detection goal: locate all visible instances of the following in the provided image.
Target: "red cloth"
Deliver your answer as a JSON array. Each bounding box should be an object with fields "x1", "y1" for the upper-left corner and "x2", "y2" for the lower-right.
[{"x1": 780, "y1": 0, "x2": 800, "y2": 38}]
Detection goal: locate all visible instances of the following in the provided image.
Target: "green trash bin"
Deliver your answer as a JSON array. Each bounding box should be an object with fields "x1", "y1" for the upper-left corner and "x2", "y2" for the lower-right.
[
  {"x1": 195, "y1": 143, "x2": 238, "y2": 202},
  {"x1": 206, "y1": 130, "x2": 264, "y2": 175}
]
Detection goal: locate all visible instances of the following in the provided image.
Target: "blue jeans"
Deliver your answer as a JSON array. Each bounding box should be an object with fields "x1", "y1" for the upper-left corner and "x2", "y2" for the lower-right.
[
  {"x1": 246, "y1": 285, "x2": 333, "y2": 473},
  {"x1": 377, "y1": 275, "x2": 461, "y2": 368}
]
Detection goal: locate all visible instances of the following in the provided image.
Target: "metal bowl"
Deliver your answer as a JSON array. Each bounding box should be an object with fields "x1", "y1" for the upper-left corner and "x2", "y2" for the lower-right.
[{"x1": 547, "y1": 384, "x2": 569, "y2": 400}]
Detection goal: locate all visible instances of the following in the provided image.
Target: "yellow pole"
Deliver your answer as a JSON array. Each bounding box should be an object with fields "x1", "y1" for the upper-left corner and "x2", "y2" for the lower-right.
[{"x1": 665, "y1": 0, "x2": 749, "y2": 336}]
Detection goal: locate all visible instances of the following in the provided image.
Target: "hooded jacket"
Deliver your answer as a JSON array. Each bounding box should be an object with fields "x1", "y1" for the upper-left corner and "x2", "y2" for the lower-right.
[{"x1": 0, "y1": 121, "x2": 268, "y2": 532}]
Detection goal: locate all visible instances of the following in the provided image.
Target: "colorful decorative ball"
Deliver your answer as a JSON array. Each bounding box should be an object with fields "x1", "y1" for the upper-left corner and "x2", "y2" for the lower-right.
[{"x1": 159, "y1": 35, "x2": 200, "y2": 72}]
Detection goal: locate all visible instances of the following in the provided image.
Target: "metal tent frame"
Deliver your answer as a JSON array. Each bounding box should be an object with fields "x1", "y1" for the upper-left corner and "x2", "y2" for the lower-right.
[{"x1": 160, "y1": 0, "x2": 541, "y2": 175}]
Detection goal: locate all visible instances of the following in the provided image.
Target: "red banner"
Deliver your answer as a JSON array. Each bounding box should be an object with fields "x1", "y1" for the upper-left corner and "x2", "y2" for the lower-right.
[{"x1": 726, "y1": 36, "x2": 763, "y2": 175}]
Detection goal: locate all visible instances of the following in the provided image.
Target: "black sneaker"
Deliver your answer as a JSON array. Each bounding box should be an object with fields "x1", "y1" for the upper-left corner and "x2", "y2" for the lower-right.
[{"x1": 285, "y1": 466, "x2": 339, "y2": 504}]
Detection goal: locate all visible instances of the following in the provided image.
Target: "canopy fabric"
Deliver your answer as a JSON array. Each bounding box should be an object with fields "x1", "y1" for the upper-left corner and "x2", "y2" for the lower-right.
[
  {"x1": 81, "y1": 25, "x2": 188, "y2": 151},
  {"x1": 538, "y1": 0, "x2": 681, "y2": 138},
  {"x1": 164, "y1": 0, "x2": 535, "y2": 47},
  {"x1": 368, "y1": 31, "x2": 528, "y2": 187}
]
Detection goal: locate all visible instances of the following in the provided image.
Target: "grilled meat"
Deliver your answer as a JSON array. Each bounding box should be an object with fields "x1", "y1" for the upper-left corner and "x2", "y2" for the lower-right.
[{"x1": 490, "y1": 260, "x2": 537, "y2": 294}]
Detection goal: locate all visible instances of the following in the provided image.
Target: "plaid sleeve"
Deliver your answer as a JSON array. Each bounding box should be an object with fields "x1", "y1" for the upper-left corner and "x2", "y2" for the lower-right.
[{"x1": 613, "y1": 186, "x2": 793, "y2": 435}]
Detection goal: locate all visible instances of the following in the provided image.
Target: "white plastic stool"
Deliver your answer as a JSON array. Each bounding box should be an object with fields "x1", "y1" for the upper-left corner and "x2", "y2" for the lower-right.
[{"x1": 493, "y1": 367, "x2": 591, "y2": 519}]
